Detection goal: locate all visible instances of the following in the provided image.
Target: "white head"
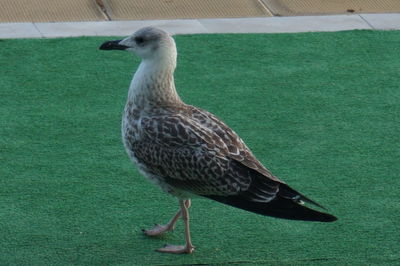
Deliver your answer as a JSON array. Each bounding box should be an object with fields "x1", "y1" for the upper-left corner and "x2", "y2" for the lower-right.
[
  {"x1": 100, "y1": 27, "x2": 181, "y2": 105},
  {"x1": 100, "y1": 27, "x2": 177, "y2": 66}
]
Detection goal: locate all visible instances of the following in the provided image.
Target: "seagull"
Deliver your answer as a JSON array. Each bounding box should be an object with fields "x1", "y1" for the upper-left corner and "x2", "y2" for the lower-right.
[{"x1": 99, "y1": 27, "x2": 337, "y2": 254}]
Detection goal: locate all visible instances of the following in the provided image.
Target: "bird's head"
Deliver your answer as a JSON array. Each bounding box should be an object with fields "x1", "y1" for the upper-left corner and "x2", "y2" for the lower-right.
[{"x1": 100, "y1": 27, "x2": 177, "y2": 63}]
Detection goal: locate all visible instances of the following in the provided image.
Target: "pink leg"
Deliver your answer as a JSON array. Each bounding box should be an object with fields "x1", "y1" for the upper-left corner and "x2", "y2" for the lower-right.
[
  {"x1": 157, "y1": 199, "x2": 195, "y2": 254},
  {"x1": 143, "y1": 199, "x2": 191, "y2": 237}
]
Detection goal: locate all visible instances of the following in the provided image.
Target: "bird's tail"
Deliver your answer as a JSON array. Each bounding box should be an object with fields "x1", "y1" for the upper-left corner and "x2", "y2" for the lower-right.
[{"x1": 206, "y1": 194, "x2": 337, "y2": 222}]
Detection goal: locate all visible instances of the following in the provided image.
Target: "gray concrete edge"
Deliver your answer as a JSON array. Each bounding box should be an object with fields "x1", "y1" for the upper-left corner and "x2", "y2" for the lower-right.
[{"x1": 0, "y1": 13, "x2": 399, "y2": 39}]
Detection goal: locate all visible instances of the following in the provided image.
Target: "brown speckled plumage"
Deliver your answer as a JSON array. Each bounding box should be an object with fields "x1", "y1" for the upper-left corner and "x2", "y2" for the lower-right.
[
  {"x1": 100, "y1": 26, "x2": 337, "y2": 254},
  {"x1": 123, "y1": 103, "x2": 279, "y2": 199}
]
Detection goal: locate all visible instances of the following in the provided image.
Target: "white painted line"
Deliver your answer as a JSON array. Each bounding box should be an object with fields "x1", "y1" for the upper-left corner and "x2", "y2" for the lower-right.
[
  {"x1": 0, "y1": 14, "x2": 398, "y2": 39},
  {"x1": 198, "y1": 15, "x2": 371, "y2": 33},
  {"x1": 360, "y1": 14, "x2": 400, "y2": 30},
  {"x1": 0, "y1": 23, "x2": 42, "y2": 38},
  {"x1": 34, "y1": 19, "x2": 208, "y2": 38}
]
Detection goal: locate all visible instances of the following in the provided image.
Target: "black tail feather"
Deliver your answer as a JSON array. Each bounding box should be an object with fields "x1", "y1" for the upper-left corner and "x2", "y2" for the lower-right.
[
  {"x1": 279, "y1": 183, "x2": 328, "y2": 211},
  {"x1": 205, "y1": 194, "x2": 337, "y2": 222}
]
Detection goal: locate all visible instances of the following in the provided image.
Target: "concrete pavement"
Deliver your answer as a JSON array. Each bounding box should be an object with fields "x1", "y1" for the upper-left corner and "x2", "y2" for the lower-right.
[{"x1": 0, "y1": 13, "x2": 399, "y2": 39}]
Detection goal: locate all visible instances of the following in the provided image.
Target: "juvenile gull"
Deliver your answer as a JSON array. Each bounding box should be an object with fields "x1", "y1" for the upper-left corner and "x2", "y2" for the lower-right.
[{"x1": 99, "y1": 27, "x2": 337, "y2": 254}]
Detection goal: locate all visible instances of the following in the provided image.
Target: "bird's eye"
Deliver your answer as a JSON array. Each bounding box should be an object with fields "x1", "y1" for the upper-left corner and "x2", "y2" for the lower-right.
[{"x1": 135, "y1": 37, "x2": 145, "y2": 44}]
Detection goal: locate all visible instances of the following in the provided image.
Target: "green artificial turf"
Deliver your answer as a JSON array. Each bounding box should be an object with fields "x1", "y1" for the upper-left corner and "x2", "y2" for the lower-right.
[{"x1": 1, "y1": 30, "x2": 399, "y2": 265}]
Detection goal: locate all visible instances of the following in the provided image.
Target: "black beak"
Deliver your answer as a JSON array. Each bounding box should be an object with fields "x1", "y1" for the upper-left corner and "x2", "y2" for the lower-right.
[{"x1": 99, "y1": 40, "x2": 129, "y2": 50}]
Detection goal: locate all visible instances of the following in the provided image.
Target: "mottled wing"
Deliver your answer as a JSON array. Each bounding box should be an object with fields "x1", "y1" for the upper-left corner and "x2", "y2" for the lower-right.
[
  {"x1": 186, "y1": 106, "x2": 330, "y2": 209},
  {"x1": 187, "y1": 106, "x2": 282, "y2": 182},
  {"x1": 131, "y1": 107, "x2": 281, "y2": 202}
]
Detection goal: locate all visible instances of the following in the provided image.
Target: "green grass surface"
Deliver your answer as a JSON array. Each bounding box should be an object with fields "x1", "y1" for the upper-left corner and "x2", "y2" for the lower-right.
[{"x1": 1, "y1": 30, "x2": 399, "y2": 265}]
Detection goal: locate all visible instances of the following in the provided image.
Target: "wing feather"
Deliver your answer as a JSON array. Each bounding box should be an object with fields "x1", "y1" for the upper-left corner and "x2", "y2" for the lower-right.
[
  {"x1": 126, "y1": 104, "x2": 334, "y2": 220},
  {"x1": 129, "y1": 105, "x2": 281, "y2": 201},
  {"x1": 187, "y1": 106, "x2": 282, "y2": 183}
]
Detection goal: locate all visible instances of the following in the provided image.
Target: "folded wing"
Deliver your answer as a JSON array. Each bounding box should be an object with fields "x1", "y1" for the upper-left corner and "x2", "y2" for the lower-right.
[{"x1": 131, "y1": 105, "x2": 336, "y2": 222}]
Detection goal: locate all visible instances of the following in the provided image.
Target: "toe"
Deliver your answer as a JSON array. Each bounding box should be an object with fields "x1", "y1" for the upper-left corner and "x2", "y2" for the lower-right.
[{"x1": 156, "y1": 244, "x2": 194, "y2": 254}]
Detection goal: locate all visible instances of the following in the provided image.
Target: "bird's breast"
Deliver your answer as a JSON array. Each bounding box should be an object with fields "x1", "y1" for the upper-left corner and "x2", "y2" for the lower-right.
[
  {"x1": 121, "y1": 103, "x2": 142, "y2": 158},
  {"x1": 121, "y1": 104, "x2": 188, "y2": 197}
]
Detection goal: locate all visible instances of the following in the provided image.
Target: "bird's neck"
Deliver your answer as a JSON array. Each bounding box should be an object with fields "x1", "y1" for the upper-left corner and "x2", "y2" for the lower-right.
[{"x1": 127, "y1": 58, "x2": 182, "y2": 108}]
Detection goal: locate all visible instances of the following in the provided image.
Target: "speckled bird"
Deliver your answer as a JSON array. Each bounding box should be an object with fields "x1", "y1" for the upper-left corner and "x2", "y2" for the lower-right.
[{"x1": 99, "y1": 27, "x2": 337, "y2": 254}]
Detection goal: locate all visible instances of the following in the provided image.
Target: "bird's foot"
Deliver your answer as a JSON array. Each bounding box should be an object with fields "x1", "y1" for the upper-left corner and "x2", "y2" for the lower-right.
[
  {"x1": 156, "y1": 244, "x2": 195, "y2": 254},
  {"x1": 142, "y1": 223, "x2": 174, "y2": 236}
]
